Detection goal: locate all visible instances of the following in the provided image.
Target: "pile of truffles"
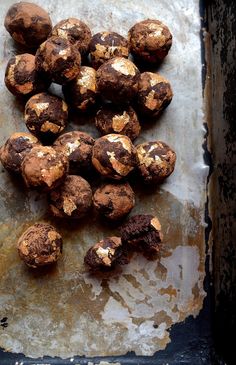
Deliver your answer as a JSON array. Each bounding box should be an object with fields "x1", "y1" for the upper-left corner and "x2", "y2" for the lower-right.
[{"x1": 1, "y1": 2, "x2": 177, "y2": 271}]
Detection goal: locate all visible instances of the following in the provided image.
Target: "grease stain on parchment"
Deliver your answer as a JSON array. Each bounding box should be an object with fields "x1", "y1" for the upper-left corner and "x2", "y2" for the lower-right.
[
  {"x1": 0, "y1": 0, "x2": 207, "y2": 359},
  {"x1": 0, "y1": 188, "x2": 206, "y2": 358}
]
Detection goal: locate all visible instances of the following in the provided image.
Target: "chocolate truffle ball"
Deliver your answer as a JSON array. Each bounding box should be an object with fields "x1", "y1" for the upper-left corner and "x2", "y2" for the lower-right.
[
  {"x1": 92, "y1": 134, "x2": 137, "y2": 180},
  {"x1": 95, "y1": 105, "x2": 141, "y2": 141},
  {"x1": 49, "y1": 175, "x2": 92, "y2": 219},
  {"x1": 22, "y1": 146, "x2": 68, "y2": 190},
  {"x1": 63, "y1": 66, "x2": 97, "y2": 112},
  {"x1": 120, "y1": 214, "x2": 163, "y2": 255},
  {"x1": 136, "y1": 141, "x2": 176, "y2": 184},
  {"x1": 96, "y1": 57, "x2": 140, "y2": 104},
  {"x1": 51, "y1": 18, "x2": 92, "y2": 56},
  {"x1": 17, "y1": 223, "x2": 62, "y2": 268},
  {"x1": 0, "y1": 132, "x2": 40, "y2": 173},
  {"x1": 4, "y1": 54, "x2": 50, "y2": 97},
  {"x1": 24, "y1": 92, "x2": 68, "y2": 141},
  {"x1": 89, "y1": 31, "x2": 129, "y2": 69},
  {"x1": 84, "y1": 236, "x2": 123, "y2": 270},
  {"x1": 128, "y1": 19, "x2": 172, "y2": 63},
  {"x1": 93, "y1": 182, "x2": 135, "y2": 221},
  {"x1": 4, "y1": 2, "x2": 52, "y2": 48},
  {"x1": 136, "y1": 72, "x2": 173, "y2": 117},
  {"x1": 53, "y1": 131, "x2": 94, "y2": 175},
  {"x1": 35, "y1": 36, "x2": 81, "y2": 85}
]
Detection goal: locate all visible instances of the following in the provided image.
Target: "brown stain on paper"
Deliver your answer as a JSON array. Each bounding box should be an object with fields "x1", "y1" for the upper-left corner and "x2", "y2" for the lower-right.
[{"x1": 0, "y1": 187, "x2": 206, "y2": 357}]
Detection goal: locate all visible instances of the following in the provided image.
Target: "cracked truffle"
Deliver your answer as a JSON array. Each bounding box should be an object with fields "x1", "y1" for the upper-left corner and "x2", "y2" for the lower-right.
[
  {"x1": 53, "y1": 131, "x2": 94, "y2": 175},
  {"x1": 92, "y1": 134, "x2": 137, "y2": 180},
  {"x1": 120, "y1": 214, "x2": 163, "y2": 255},
  {"x1": 22, "y1": 146, "x2": 68, "y2": 190},
  {"x1": 89, "y1": 31, "x2": 129, "y2": 69},
  {"x1": 136, "y1": 72, "x2": 173, "y2": 117},
  {"x1": 93, "y1": 182, "x2": 135, "y2": 221},
  {"x1": 17, "y1": 223, "x2": 62, "y2": 268},
  {"x1": 49, "y1": 175, "x2": 92, "y2": 219},
  {"x1": 95, "y1": 105, "x2": 141, "y2": 141},
  {"x1": 63, "y1": 66, "x2": 97, "y2": 112},
  {"x1": 128, "y1": 19, "x2": 172, "y2": 63},
  {"x1": 96, "y1": 57, "x2": 140, "y2": 104},
  {"x1": 0, "y1": 132, "x2": 40, "y2": 173},
  {"x1": 4, "y1": 54, "x2": 50, "y2": 97},
  {"x1": 51, "y1": 18, "x2": 91, "y2": 57},
  {"x1": 4, "y1": 2, "x2": 52, "y2": 48},
  {"x1": 136, "y1": 141, "x2": 176, "y2": 184},
  {"x1": 35, "y1": 36, "x2": 81, "y2": 85},
  {"x1": 84, "y1": 236, "x2": 123, "y2": 270},
  {"x1": 24, "y1": 92, "x2": 68, "y2": 141}
]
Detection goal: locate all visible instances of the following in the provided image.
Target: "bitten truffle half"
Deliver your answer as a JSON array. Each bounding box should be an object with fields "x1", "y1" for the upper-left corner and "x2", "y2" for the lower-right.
[
  {"x1": 136, "y1": 141, "x2": 176, "y2": 184},
  {"x1": 120, "y1": 214, "x2": 163, "y2": 256},
  {"x1": 5, "y1": 54, "x2": 50, "y2": 97},
  {"x1": 92, "y1": 134, "x2": 137, "y2": 180},
  {"x1": 17, "y1": 223, "x2": 62, "y2": 268},
  {"x1": 95, "y1": 105, "x2": 141, "y2": 141},
  {"x1": 84, "y1": 236, "x2": 123, "y2": 270},
  {"x1": 63, "y1": 66, "x2": 97, "y2": 112},
  {"x1": 22, "y1": 146, "x2": 68, "y2": 190},
  {"x1": 89, "y1": 31, "x2": 129, "y2": 69},
  {"x1": 24, "y1": 92, "x2": 68, "y2": 141},
  {"x1": 49, "y1": 175, "x2": 92, "y2": 219},
  {"x1": 93, "y1": 182, "x2": 135, "y2": 221},
  {"x1": 35, "y1": 36, "x2": 81, "y2": 85},
  {"x1": 51, "y1": 18, "x2": 92, "y2": 56},
  {"x1": 0, "y1": 132, "x2": 40, "y2": 173},
  {"x1": 4, "y1": 2, "x2": 52, "y2": 48},
  {"x1": 96, "y1": 57, "x2": 140, "y2": 104},
  {"x1": 136, "y1": 72, "x2": 173, "y2": 117},
  {"x1": 53, "y1": 131, "x2": 94, "y2": 175},
  {"x1": 128, "y1": 19, "x2": 172, "y2": 63}
]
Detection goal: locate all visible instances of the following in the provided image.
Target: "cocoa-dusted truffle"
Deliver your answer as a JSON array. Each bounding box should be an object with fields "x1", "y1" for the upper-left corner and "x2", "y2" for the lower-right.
[
  {"x1": 63, "y1": 66, "x2": 97, "y2": 112},
  {"x1": 35, "y1": 36, "x2": 81, "y2": 85},
  {"x1": 5, "y1": 54, "x2": 50, "y2": 97},
  {"x1": 84, "y1": 236, "x2": 123, "y2": 270},
  {"x1": 17, "y1": 223, "x2": 62, "y2": 268},
  {"x1": 128, "y1": 19, "x2": 172, "y2": 63},
  {"x1": 136, "y1": 141, "x2": 176, "y2": 184},
  {"x1": 22, "y1": 146, "x2": 68, "y2": 190},
  {"x1": 49, "y1": 175, "x2": 92, "y2": 219},
  {"x1": 120, "y1": 214, "x2": 163, "y2": 255},
  {"x1": 0, "y1": 132, "x2": 40, "y2": 173},
  {"x1": 136, "y1": 72, "x2": 173, "y2": 117},
  {"x1": 93, "y1": 182, "x2": 135, "y2": 221},
  {"x1": 89, "y1": 31, "x2": 129, "y2": 69},
  {"x1": 92, "y1": 134, "x2": 137, "y2": 180},
  {"x1": 95, "y1": 105, "x2": 141, "y2": 141},
  {"x1": 4, "y1": 2, "x2": 52, "y2": 48},
  {"x1": 51, "y1": 18, "x2": 92, "y2": 56},
  {"x1": 96, "y1": 57, "x2": 140, "y2": 104},
  {"x1": 24, "y1": 92, "x2": 68, "y2": 141},
  {"x1": 53, "y1": 131, "x2": 94, "y2": 175}
]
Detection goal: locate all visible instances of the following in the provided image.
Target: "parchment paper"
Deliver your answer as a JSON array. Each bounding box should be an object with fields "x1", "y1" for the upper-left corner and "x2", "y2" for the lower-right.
[{"x1": 0, "y1": 0, "x2": 208, "y2": 358}]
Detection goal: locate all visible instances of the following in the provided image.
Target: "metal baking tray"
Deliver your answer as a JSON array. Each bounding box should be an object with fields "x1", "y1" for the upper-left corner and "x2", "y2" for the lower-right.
[{"x1": 0, "y1": 0, "x2": 235, "y2": 364}]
